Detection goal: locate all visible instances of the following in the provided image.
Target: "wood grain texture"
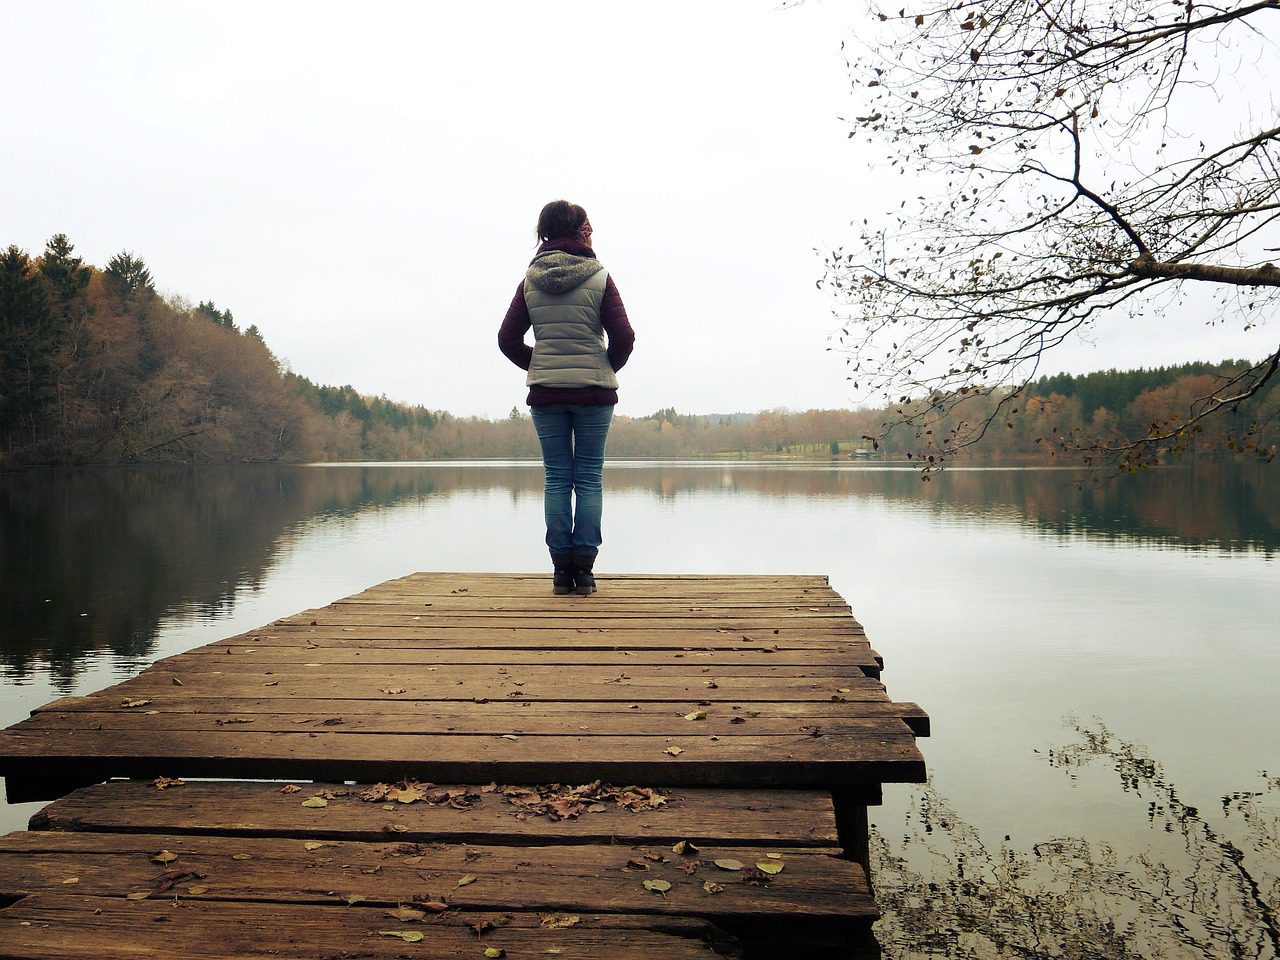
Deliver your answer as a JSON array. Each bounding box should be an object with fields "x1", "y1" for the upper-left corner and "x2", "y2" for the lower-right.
[
  {"x1": 0, "y1": 894, "x2": 741, "y2": 959},
  {"x1": 0, "y1": 830, "x2": 875, "y2": 922},
  {"x1": 0, "y1": 573, "x2": 927, "y2": 800},
  {"x1": 32, "y1": 780, "x2": 841, "y2": 847}
]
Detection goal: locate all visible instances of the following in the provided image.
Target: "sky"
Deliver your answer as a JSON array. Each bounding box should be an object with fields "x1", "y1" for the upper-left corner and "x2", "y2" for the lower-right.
[{"x1": 2, "y1": 1, "x2": 1270, "y2": 419}]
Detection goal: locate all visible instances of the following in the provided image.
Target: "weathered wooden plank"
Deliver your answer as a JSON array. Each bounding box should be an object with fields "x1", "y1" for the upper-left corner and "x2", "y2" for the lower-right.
[
  {"x1": 175, "y1": 645, "x2": 882, "y2": 668},
  {"x1": 0, "y1": 728, "x2": 925, "y2": 791},
  {"x1": 396, "y1": 571, "x2": 832, "y2": 584},
  {"x1": 0, "y1": 895, "x2": 740, "y2": 959},
  {"x1": 343, "y1": 597, "x2": 851, "y2": 611},
  {"x1": 82, "y1": 673, "x2": 892, "y2": 704},
  {"x1": 207, "y1": 625, "x2": 870, "y2": 647},
  {"x1": 32, "y1": 781, "x2": 840, "y2": 847},
  {"x1": 32, "y1": 696, "x2": 930, "y2": 736},
  {"x1": 14, "y1": 710, "x2": 912, "y2": 739},
  {"x1": 150, "y1": 657, "x2": 880, "y2": 680},
  {"x1": 0, "y1": 831, "x2": 875, "y2": 922},
  {"x1": 278, "y1": 613, "x2": 862, "y2": 630}
]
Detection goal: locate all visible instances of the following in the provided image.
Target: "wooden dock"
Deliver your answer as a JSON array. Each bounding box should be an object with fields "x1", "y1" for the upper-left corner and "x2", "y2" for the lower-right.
[{"x1": 0, "y1": 573, "x2": 927, "y2": 958}]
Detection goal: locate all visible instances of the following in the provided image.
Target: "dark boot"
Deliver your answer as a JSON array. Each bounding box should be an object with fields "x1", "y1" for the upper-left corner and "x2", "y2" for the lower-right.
[
  {"x1": 550, "y1": 550, "x2": 575, "y2": 595},
  {"x1": 572, "y1": 549, "x2": 598, "y2": 596}
]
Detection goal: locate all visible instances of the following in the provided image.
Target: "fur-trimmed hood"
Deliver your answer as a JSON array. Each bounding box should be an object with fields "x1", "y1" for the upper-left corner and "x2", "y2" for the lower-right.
[{"x1": 526, "y1": 250, "x2": 605, "y2": 295}]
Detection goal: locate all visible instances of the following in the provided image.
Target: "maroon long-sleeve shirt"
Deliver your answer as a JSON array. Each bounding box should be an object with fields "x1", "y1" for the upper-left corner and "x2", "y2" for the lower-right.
[{"x1": 498, "y1": 237, "x2": 635, "y2": 406}]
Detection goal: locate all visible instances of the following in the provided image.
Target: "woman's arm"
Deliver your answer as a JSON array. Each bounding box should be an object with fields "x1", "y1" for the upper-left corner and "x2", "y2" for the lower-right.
[
  {"x1": 601, "y1": 276, "x2": 635, "y2": 371},
  {"x1": 498, "y1": 282, "x2": 533, "y2": 369}
]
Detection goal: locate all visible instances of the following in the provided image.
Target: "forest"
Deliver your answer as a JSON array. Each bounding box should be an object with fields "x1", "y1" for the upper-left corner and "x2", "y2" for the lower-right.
[{"x1": 2, "y1": 236, "x2": 1277, "y2": 466}]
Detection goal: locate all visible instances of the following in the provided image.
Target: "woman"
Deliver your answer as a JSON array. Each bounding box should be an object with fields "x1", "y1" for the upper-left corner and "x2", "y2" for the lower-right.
[{"x1": 499, "y1": 201, "x2": 635, "y2": 595}]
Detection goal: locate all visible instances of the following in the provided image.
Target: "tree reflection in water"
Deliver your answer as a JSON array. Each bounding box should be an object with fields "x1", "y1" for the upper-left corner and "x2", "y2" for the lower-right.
[{"x1": 872, "y1": 721, "x2": 1279, "y2": 959}]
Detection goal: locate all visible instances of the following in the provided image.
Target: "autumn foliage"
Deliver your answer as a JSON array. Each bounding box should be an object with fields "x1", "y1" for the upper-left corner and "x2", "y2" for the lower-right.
[{"x1": 3, "y1": 235, "x2": 1276, "y2": 465}]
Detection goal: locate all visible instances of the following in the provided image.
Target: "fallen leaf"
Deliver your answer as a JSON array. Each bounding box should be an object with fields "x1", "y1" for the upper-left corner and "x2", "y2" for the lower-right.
[
  {"x1": 702, "y1": 880, "x2": 725, "y2": 894},
  {"x1": 539, "y1": 914, "x2": 581, "y2": 928},
  {"x1": 301, "y1": 797, "x2": 329, "y2": 808},
  {"x1": 672, "y1": 840, "x2": 700, "y2": 856},
  {"x1": 186, "y1": 885, "x2": 208, "y2": 895},
  {"x1": 280, "y1": 784, "x2": 302, "y2": 794},
  {"x1": 150, "y1": 850, "x2": 179, "y2": 864},
  {"x1": 345, "y1": 894, "x2": 366, "y2": 906},
  {"x1": 263, "y1": 680, "x2": 279, "y2": 686},
  {"x1": 303, "y1": 841, "x2": 326, "y2": 851},
  {"x1": 456, "y1": 874, "x2": 477, "y2": 888},
  {"x1": 378, "y1": 930, "x2": 425, "y2": 943},
  {"x1": 120, "y1": 699, "x2": 152, "y2": 709},
  {"x1": 385, "y1": 906, "x2": 426, "y2": 922},
  {"x1": 388, "y1": 784, "x2": 426, "y2": 804},
  {"x1": 837, "y1": 687, "x2": 852, "y2": 694},
  {"x1": 152, "y1": 776, "x2": 184, "y2": 790},
  {"x1": 379, "y1": 687, "x2": 406, "y2": 695},
  {"x1": 231, "y1": 853, "x2": 253, "y2": 861},
  {"x1": 713, "y1": 858, "x2": 744, "y2": 871},
  {"x1": 765, "y1": 852, "x2": 782, "y2": 859},
  {"x1": 419, "y1": 900, "x2": 450, "y2": 912},
  {"x1": 642, "y1": 879, "x2": 672, "y2": 893},
  {"x1": 756, "y1": 859, "x2": 785, "y2": 874},
  {"x1": 683, "y1": 710, "x2": 707, "y2": 721},
  {"x1": 484, "y1": 949, "x2": 505, "y2": 959},
  {"x1": 501, "y1": 734, "x2": 520, "y2": 741},
  {"x1": 126, "y1": 891, "x2": 150, "y2": 900},
  {"x1": 171, "y1": 677, "x2": 184, "y2": 686},
  {"x1": 664, "y1": 746, "x2": 684, "y2": 756},
  {"x1": 61, "y1": 877, "x2": 79, "y2": 884}
]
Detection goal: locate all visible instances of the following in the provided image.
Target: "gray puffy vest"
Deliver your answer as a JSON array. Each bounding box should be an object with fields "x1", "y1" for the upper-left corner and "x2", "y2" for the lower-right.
[{"x1": 524, "y1": 267, "x2": 618, "y2": 389}]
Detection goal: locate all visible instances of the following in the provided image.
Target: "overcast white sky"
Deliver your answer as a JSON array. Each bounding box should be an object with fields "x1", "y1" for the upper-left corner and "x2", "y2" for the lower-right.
[{"x1": 2, "y1": 2, "x2": 1268, "y2": 418}]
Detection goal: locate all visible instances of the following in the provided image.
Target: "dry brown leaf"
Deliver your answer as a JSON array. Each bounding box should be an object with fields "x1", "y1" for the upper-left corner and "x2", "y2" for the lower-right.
[
  {"x1": 150, "y1": 850, "x2": 178, "y2": 864},
  {"x1": 152, "y1": 776, "x2": 184, "y2": 790},
  {"x1": 125, "y1": 891, "x2": 151, "y2": 900},
  {"x1": 456, "y1": 874, "x2": 477, "y2": 888},
  {"x1": 539, "y1": 914, "x2": 581, "y2": 928},
  {"x1": 385, "y1": 906, "x2": 426, "y2": 922},
  {"x1": 703, "y1": 880, "x2": 725, "y2": 894},
  {"x1": 120, "y1": 699, "x2": 152, "y2": 709},
  {"x1": 280, "y1": 784, "x2": 302, "y2": 794},
  {"x1": 664, "y1": 746, "x2": 684, "y2": 756}
]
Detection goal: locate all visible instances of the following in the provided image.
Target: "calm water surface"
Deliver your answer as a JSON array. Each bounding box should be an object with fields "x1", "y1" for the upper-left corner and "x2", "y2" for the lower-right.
[{"x1": 2, "y1": 461, "x2": 1276, "y2": 956}]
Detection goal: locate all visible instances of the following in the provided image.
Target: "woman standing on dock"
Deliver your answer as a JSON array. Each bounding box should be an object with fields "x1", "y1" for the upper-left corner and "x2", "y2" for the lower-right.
[{"x1": 499, "y1": 200, "x2": 635, "y2": 596}]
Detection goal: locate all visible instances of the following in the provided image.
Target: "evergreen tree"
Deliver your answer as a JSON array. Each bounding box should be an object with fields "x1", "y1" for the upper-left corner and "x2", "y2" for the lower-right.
[
  {"x1": 38, "y1": 234, "x2": 91, "y2": 302},
  {"x1": 0, "y1": 245, "x2": 54, "y2": 449},
  {"x1": 104, "y1": 251, "x2": 154, "y2": 298}
]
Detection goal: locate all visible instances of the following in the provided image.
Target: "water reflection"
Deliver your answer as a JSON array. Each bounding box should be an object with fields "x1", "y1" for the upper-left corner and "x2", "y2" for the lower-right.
[
  {"x1": 1, "y1": 462, "x2": 1275, "y2": 685},
  {"x1": 872, "y1": 721, "x2": 1280, "y2": 959}
]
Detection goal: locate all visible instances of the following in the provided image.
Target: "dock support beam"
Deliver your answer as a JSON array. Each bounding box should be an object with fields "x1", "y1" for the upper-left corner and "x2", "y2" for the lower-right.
[{"x1": 831, "y1": 784, "x2": 882, "y2": 875}]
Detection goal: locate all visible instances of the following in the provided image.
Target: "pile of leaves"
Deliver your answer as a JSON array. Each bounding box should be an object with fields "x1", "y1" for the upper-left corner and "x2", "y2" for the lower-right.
[{"x1": 356, "y1": 780, "x2": 667, "y2": 821}]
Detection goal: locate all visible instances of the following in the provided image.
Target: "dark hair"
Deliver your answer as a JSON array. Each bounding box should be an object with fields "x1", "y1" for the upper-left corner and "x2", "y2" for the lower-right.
[{"x1": 536, "y1": 200, "x2": 588, "y2": 242}]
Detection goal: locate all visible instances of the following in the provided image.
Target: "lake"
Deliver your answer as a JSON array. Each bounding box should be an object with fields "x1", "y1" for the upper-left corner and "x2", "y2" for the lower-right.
[{"x1": 2, "y1": 461, "x2": 1277, "y2": 957}]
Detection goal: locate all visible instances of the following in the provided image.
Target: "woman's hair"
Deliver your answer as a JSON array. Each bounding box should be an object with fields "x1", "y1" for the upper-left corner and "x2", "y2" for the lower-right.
[{"x1": 536, "y1": 200, "x2": 589, "y2": 242}]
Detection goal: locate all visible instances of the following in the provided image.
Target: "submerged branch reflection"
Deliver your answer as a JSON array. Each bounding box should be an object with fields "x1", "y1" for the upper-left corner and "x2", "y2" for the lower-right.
[{"x1": 873, "y1": 722, "x2": 1280, "y2": 959}]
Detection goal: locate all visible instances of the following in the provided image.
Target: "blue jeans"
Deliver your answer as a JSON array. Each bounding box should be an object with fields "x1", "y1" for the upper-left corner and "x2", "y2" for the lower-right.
[{"x1": 530, "y1": 404, "x2": 614, "y2": 554}]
